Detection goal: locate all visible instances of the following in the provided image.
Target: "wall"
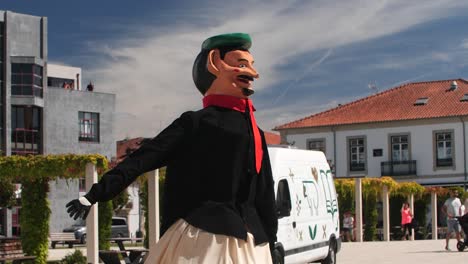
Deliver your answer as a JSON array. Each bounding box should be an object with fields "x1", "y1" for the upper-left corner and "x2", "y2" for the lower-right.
[
  {"x1": 45, "y1": 87, "x2": 116, "y2": 232},
  {"x1": 124, "y1": 184, "x2": 141, "y2": 238},
  {"x1": 283, "y1": 117, "x2": 468, "y2": 186},
  {"x1": 5, "y1": 11, "x2": 43, "y2": 59},
  {"x1": 44, "y1": 87, "x2": 115, "y2": 157},
  {"x1": 48, "y1": 179, "x2": 81, "y2": 232},
  {"x1": 3, "y1": 10, "x2": 47, "y2": 155}
]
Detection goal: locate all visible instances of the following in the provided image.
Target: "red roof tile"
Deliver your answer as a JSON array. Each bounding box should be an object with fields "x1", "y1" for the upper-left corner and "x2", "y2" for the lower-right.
[
  {"x1": 275, "y1": 79, "x2": 468, "y2": 130},
  {"x1": 115, "y1": 137, "x2": 145, "y2": 164},
  {"x1": 264, "y1": 131, "x2": 281, "y2": 145}
]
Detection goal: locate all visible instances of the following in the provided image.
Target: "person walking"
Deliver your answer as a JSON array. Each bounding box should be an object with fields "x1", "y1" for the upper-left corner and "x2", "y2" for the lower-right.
[
  {"x1": 401, "y1": 202, "x2": 413, "y2": 240},
  {"x1": 442, "y1": 189, "x2": 462, "y2": 251}
]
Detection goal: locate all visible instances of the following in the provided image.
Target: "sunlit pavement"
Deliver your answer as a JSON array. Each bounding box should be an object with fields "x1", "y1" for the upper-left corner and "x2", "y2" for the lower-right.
[
  {"x1": 48, "y1": 240, "x2": 468, "y2": 263},
  {"x1": 339, "y1": 239, "x2": 467, "y2": 264}
]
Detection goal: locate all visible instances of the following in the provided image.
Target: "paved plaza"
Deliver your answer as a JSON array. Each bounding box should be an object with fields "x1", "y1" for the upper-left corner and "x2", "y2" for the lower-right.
[
  {"x1": 339, "y1": 239, "x2": 467, "y2": 264},
  {"x1": 47, "y1": 239, "x2": 468, "y2": 263}
]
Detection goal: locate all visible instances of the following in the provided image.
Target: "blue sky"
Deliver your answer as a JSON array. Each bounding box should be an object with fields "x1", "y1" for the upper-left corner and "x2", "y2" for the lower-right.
[{"x1": 3, "y1": 0, "x2": 468, "y2": 139}]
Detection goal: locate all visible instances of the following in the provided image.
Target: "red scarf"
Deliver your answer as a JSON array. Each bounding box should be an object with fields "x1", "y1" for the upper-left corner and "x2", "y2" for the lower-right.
[{"x1": 203, "y1": 94, "x2": 263, "y2": 174}]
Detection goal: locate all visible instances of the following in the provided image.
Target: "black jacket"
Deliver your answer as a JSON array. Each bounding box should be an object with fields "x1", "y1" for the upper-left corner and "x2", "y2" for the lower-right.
[{"x1": 85, "y1": 105, "x2": 278, "y2": 248}]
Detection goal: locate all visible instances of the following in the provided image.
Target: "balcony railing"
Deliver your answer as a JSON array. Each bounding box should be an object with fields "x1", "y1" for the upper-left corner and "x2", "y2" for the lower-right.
[
  {"x1": 381, "y1": 160, "x2": 417, "y2": 176},
  {"x1": 11, "y1": 128, "x2": 41, "y2": 155}
]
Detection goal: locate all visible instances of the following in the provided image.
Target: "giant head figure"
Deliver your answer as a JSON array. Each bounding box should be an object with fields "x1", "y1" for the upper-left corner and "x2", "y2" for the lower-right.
[{"x1": 192, "y1": 33, "x2": 259, "y2": 98}]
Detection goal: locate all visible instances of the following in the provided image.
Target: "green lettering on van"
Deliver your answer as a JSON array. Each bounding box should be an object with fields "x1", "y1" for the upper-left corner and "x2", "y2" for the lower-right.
[{"x1": 309, "y1": 224, "x2": 317, "y2": 240}]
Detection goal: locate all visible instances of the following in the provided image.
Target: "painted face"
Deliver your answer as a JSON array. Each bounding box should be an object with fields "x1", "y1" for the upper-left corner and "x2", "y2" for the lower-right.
[{"x1": 214, "y1": 49, "x2": 259, "y2": 97}]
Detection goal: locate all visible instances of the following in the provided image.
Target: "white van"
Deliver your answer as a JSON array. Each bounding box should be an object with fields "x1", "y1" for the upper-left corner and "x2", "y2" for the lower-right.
[{"x1": 269, "y1": 146, "x2": 341, "y2": 264}]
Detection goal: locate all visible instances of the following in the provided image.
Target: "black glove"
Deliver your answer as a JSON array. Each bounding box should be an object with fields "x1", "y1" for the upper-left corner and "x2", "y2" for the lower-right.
[{"x1": 66, "y1": 198, "x2": 92, "y2": 220}]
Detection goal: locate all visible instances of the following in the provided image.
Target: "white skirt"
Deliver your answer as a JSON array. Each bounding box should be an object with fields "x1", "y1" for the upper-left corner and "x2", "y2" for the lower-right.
[{"x1": 144, "y1": 219, "x2": 272, "y2": 264}]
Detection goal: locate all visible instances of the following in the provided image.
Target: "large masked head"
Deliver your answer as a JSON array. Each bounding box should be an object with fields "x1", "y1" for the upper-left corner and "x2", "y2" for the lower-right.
[{"x1": 192, "y1": 33, "x2": 259, "y2": 98}]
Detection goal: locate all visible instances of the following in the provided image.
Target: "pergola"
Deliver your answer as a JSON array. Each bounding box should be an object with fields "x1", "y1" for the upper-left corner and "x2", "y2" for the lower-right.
[
  {"x1": 352, "y1": 177, "x2": 441, "y2": 242},
  {"x1": 85, "y1": 168, "x2": 161, "y2": 263},
  {"x1": 0, "y1": 155, "x2": 107, "y2": 264}
]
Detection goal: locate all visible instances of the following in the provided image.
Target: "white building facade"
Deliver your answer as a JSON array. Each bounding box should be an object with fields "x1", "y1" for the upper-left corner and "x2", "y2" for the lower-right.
[{"x1": 275, "y1": 79, "x2": 468, "y2": 187}]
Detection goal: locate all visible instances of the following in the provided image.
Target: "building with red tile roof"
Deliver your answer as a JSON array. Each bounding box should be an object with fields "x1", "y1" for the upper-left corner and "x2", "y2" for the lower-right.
[
  {"x1": 274, "y1": 79, "x2": 468, "y2": 187},
  {"x1": 264, "y1": 131, "x2": 281, "y2": 145},
  {"x1": 113, "y1": 137, "x2": 146, "y2": 165},
  {"x1": 276, "y1": 79, "x2": 468, "y2": 130}
]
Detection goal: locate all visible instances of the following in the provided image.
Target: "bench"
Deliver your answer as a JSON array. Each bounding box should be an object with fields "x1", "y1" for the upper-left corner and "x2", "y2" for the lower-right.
[
  {"x1": 49, "y1": 233, "x2": 80, "y2": 249},
  {"x1": 0, "y1": 238, "x2": 36, "y2": 264}
]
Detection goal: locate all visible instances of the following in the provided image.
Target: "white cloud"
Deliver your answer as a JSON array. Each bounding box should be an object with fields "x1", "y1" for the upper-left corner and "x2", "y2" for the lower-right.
[
  {"x1": 461, "y1": 38, "x2": 468, "y2": 49},
  {"x1": 84, "y1": 0, "x2": 468, "y2": 139}
]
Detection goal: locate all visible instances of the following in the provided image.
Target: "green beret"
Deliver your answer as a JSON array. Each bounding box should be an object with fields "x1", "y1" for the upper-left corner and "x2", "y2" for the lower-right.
[{"x1": 201, "y1": 33, "x2": 252, "y2": 50}]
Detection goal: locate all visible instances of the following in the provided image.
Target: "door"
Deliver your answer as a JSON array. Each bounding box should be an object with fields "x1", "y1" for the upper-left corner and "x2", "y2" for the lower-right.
[{"x1": 276, "y1": 178, "x2": 296, "y2": 251}]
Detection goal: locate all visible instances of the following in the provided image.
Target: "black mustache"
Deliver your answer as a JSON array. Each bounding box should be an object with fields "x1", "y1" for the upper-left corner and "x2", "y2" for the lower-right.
[{"x1": 238, "y1": 75, "x2": 254, "y2": 81}]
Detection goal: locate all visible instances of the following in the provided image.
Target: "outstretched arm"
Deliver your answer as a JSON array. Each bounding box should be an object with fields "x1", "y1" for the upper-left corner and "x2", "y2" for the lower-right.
[{"x1": 67, "y1": 111, "x2": 194, "y2": 220}]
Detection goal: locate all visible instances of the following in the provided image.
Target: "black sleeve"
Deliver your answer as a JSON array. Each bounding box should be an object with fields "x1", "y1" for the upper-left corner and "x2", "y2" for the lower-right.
[
  {"x1": 255, "y1": 132, "x2": 278, "y2": 250},
  {"x1": 85, "y1": 111, "x2": 194, "y2": 203}
]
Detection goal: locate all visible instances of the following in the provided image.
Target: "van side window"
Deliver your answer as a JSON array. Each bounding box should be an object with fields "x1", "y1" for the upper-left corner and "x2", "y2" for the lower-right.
[{"x1": 276, "y1": 179, "x2": 292, "y2": 218}]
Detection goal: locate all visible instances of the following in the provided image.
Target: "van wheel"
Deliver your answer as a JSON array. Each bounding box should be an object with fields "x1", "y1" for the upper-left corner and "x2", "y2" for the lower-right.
[
  {"x1": 321, "y1": 240, "x2": 336, "y2": 264},
  {"x1": 272, "y1": 248, "x2": 284, "y2": 264}
]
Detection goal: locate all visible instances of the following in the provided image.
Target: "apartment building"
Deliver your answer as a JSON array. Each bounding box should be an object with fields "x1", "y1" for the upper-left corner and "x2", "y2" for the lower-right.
[{"x1": 0, "y1": 10, "x2": 116, "y2": 236}]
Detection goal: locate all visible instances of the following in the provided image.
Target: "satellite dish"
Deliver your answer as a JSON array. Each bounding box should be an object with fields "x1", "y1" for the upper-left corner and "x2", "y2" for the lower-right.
[{"x1": 368, "y1": 82, "x2": 378, "y2": 94}]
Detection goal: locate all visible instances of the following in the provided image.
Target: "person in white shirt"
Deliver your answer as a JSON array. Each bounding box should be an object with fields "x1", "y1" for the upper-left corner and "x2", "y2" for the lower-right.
[
  {"x1": 342, "y1": 211, "x2": 354, "y2": 242},
  {"x1": 442, "y1": 190, "x2": 462, "y2": 251}
]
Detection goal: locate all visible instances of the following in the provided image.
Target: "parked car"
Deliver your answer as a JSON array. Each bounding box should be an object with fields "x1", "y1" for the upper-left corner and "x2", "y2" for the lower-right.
[{"x1": 63, "y1": 216, "x2": 129, "y2": 244}]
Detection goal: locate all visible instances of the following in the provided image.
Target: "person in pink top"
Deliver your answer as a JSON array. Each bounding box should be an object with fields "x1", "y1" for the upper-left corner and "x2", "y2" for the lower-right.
[{"x1": 401, "y1": 202, "x2": 413, "y2": 240}]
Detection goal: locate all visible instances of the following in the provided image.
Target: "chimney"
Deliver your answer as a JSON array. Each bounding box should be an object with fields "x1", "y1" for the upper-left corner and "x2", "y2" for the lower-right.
[{"x1": 449, "y1": 80, "x2": 458, "y2": 91}]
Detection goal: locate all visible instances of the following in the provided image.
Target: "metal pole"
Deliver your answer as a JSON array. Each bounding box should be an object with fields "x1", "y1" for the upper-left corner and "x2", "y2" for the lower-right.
[
  {"x1": 143, "y1": 169, "x2": 160, "y2": 264},
  {"x1": 86, "y1": 163, "x2": 98, "y2": 264},
  {"x1": 460, "y1": 117, "x2": 467, "y2": 191},
  {"x1": 431, "y1": 192, "x2": 438, "y2": 240},
  {"x1": 355, "y1": 178, "x2": 363, "y2": 242},
  {"x1": 408, "y1": 194, "x2": 415, "y2": 241},
  {"x1": 148, "y1": 169, "x2": 159, "y2": 250},
  {"x1": 382, "y1": 186, "x2": 390, "y2": 241}
]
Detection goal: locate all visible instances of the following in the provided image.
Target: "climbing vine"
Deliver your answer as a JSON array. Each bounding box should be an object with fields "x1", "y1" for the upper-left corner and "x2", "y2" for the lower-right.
[
  {"x1": 334, "y1": 179, "x2": 355, "y2": 227},
  {"x1": 20, "y1": 180, "x2": 50, "y2": 264},
  {"x1": 393, "y1": 182, "x2": 425, "y2": 198},
  {"x1": 0, "y1": 177, "x2": 16, "y2": 208},
  {"x1": 0, "y1": 154, "x2": 108, "y2": 264},
  {"x1": 0, "y1": 154, "x2": 108, "y2": 180},
  {"x1": 99, "y1": 200, "x2": 113, "y2": 250}
]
